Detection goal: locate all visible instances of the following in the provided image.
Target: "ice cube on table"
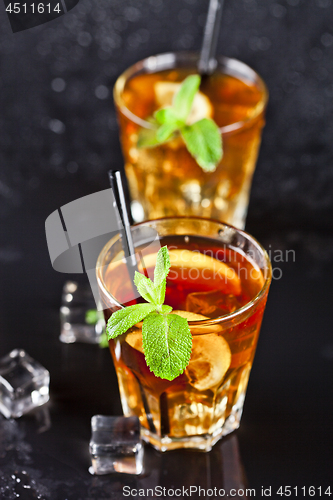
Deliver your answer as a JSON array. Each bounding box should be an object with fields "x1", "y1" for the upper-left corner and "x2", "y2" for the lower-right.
[
  {"x1": 0, "y1": 349, "x2": 50, "y2": 419},
  {"x1": 89, "y1": 415, "x2": 143, "y2": 475},
  {"x1": 186, "y1": 290, "x2": 241, "y2": 318},
  {"x1": 60, "y1": 281, "x2": 105, "y2": 344}
]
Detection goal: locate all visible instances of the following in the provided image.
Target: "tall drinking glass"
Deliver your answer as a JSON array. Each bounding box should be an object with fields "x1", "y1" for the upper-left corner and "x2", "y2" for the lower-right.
[
  {"x1": 114, "y1": 53, "x2": 268, "y2": 229},
  {"x1": 96, "y1": 217, "x2": 271, "y2": 451}
]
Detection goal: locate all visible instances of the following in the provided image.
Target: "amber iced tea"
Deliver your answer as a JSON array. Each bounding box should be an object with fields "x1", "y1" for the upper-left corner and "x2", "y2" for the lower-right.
[
  {"x1": 114, "y1": 53, "x2": 268, "y2": 228},
  {"x1": 97, "y1": 218, "x2": 271, "y2": 451}
]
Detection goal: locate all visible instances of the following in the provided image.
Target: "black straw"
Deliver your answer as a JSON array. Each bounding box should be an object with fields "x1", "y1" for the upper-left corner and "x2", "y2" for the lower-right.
[
  {"x1": 109, "y1": 171, "x2": 158, "y2": 432},
  {"x1": 108, "y1": 170, "x2": 138, "y2": 277},
  {"x1": 115, "y1": 171, "x2": 137, "y2": 268},
  {"x1": 198, "y1": 0, "x2": 224, "y2": 75}
]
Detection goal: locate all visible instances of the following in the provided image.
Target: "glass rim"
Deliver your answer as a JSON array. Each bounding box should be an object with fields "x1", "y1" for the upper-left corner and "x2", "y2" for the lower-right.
[
  {"x1": 96, "y1": 216, "x2": 272, "y2": 329},
  {"x1": 113, "y1": 51, "x2": 269, "y2": 136}
]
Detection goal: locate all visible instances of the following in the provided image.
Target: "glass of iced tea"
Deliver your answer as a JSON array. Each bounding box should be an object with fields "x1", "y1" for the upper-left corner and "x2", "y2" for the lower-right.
[
  {"x1": 96, "y1": 217, "x2": 271, "y2": 452},
  {"x1": 114, "y1": 53, "x2": 268, "y2": 229}
]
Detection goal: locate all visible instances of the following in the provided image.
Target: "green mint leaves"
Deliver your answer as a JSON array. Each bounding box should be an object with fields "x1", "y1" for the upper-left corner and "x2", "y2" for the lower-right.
[
  {"x1": 106, "y1": 246, "x2": 192, "y2": 381},
  {"x1": 181, "y1": 119, "x2": 223, "y2": 173},
  {"x1": 172, "y1": 74, "x2": 201, "y2": 121},
  {"x1": 137, "y1": 75, "x2": 223, "y2": 172},
  {"x1": 133, "y1": 245, "x2": 171, "y2": 307},
  {"x1": 142, "y1": 313, "x2": 192, "y2": 380},
  {"x1": 107, "y1": 303, "x2": 157, "y2": 338}
]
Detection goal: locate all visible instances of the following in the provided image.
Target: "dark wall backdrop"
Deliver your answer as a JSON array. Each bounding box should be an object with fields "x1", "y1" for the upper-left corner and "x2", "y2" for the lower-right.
[
  {"x1": 0, "y1": 0, "x2": 333, "y2": 495},
  {"x1": 0, "y1": 0, "x2": 333, "y2": 229}
]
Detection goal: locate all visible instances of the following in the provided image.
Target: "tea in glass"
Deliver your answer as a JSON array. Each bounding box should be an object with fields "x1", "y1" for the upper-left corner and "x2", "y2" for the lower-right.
[
  {"x1": 114, "y1": 53, "x2": 268, "y2": 228},
  {"x1": 97, "y1": 218, "x2": 271, "y2": 451}
]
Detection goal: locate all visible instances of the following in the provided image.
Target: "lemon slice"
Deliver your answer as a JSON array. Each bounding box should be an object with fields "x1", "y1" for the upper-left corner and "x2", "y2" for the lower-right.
[
  {"x1": 172, "y1": 310, "x2": 210, "y2": 321},
  {"x1": 104, "y1": 250, "x2": 125, "y2": 274},
  {"x1": 125, "y1": 310, "x2": 231, "y2": 390},
  {"x1": 125, "y1": 328, "x2": 144, "y2": 353},
  {"x1": 107, "y1": 249, "x2": 242, "y2": 295},
  {"x1": 139, "y1": 248, "x2": 241, "y2": 295},
  {"x1": 154, "y1": 82, "x2": 213, "y2": 125},
  {"x1": 172, "y1": 309, "x2": 221, "y2": 334},
  {"x1": 187, "y1": 333, "x2": 231, "y2": 391},
  {"x1": 173, "y1": 310, "x2": 231, "y2": 390}
]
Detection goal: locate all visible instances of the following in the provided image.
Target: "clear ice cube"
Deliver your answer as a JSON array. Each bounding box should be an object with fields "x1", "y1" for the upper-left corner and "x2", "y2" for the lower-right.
[
  {"x1": 89, "y1": 415, "x2": 143, "y2": 475},
  {"x1": 60, "y1": 281, "x2": 105, "y2": 344},
  {"x1": 0, "y1": 349, "x2": 50, "y2": 419},
  {"x1": 186, "y1": 290, "x2": 241, "y2": 318}
]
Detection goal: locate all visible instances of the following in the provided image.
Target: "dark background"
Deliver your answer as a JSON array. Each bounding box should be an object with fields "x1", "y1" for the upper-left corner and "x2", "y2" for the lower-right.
[{"x1": 0, "y1": 0, "x2": 332, "y2": 498}]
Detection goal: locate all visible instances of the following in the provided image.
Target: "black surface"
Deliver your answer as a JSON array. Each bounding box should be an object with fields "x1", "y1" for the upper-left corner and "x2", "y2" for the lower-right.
[
  {"x1": 0, "y1": 243, "x2": 332, "y2": 497},
  {"x1": 1, "y1": 0, "x2": 333, "y2": 497}
]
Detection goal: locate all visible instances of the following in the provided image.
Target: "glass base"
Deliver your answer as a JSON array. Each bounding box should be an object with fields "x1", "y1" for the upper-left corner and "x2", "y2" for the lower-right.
[
  {"x1": 141, "y1": 412, "x2": 242, "y2": 453},
  {"x1": 118, "y1": 360, "x2": 251, "y2": 452}
]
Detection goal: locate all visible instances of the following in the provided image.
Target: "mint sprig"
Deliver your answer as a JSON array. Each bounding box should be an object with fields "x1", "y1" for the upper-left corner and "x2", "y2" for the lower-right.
[
  {"x1": 137, "y1": 75, "x2": 223, "y2": 173},
  {"x1": 106, "y1": 246, "x2": 192, "y2": 381}
]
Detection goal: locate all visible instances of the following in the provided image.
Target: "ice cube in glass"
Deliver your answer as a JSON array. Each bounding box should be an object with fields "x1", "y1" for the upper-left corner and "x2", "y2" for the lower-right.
[
  {"x1": 186, "y1": 289, "x2": 241, "y2": 317},
  {"x1": 0, "y1": 349, "x2": 50, "y2": 418},
  {"x1": 60, "y1": 281, "x2": 105, "y2": 344},
  {"x1": 89, "y1": 415, "x2": 143, "y2": 475}
]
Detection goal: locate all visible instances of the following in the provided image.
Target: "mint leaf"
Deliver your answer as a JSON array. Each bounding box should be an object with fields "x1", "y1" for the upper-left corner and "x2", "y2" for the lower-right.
[
  {"x1": 160, "y1": 305, "x2": 173, "y2": 314},
  {"x1": 156, "y1": 122, "x2": 179, "y2": 143},
  {"x1": 153, "y1": 245, "x2": 171, "y2": 305},
  {"x1": 134, "y1": 246, "x2": 171, "y2": 306},
  {"x1": 137, "y1": 127, "x2": 160, "y2": 148},
  {"x1": 181, "y1": 118, "x2": 222, "y2": 172},
  {"x1": 153, "y1": 280, "x2": 166, "y2": 307},
  {"x1": 155, "y1": 107, "x2": 179, "y2": 125},
  {"x1": 142, "y1": 313, "x2": 192, "y2": 380},
  {"x1": 154, "y1": 109, "x2": 181, "y2": 142},
  {"x1": 154, "y1": 246, "x2": 171, "y2": 286},
  {"x1": 134, "y1": 272, "x2": 157, "y2": 304},
  {"x1": 106, "y1": 303, "x2": 156, "y2": 340},
  {"x1": 173, "y1": 75, "x2": 201, "y2": 122}
]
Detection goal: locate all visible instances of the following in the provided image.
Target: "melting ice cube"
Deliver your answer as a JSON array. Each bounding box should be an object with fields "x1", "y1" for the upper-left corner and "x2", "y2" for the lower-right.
[
  {"x1": 89, "y1": 415, "x2": 143, "y2": 475},
  {"x1": 186, "y1": 290, "x2": 241, "y2": 318},
  {"x1": 0, "y1": 349, "x2": 50, "y2": 418}
]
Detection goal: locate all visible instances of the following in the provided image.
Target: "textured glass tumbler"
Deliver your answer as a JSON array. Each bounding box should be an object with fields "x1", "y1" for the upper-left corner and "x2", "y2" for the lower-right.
[
  {"x1": 96, "y1": 218, "x2": 271, "y2": 452},
  {"x1": 114, "y1": 52, "x2": 268, "y2": 229}
]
